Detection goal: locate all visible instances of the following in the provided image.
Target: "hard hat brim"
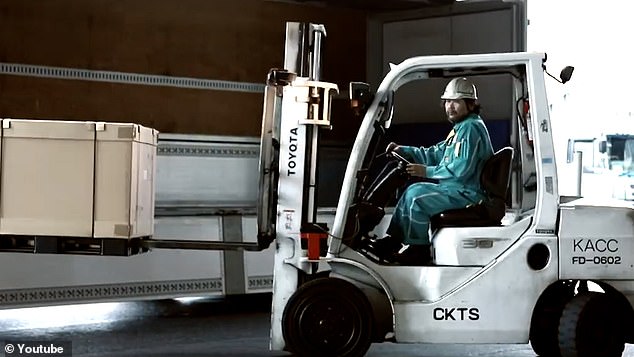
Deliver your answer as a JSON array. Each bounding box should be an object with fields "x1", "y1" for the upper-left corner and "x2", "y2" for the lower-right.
[{"x1": 441, "y1": 94, "x2": 477, "y2": 100}]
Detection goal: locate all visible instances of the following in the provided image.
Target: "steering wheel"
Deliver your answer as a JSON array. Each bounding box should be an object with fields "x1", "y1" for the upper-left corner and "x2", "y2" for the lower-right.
[
  {"x1": 388, "y1": 151, "x2": 411, "y2": 166},
  {"x1": 388, "y1": 151, "x2": 440, "y2": 184}
]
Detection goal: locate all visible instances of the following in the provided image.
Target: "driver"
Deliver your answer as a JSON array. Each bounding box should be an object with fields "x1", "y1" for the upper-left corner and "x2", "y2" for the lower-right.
[{"x1": 366, "y1": 77, "x2": 494, "y2": 265}]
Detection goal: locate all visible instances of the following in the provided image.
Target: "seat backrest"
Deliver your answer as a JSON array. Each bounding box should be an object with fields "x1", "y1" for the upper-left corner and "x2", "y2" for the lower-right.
[
  {"x1": 481, "y1": 147, "x2": 514, "y2": 202},
  {"x1": 427, "y1": 147, "x2": 515, "y2": 229}
]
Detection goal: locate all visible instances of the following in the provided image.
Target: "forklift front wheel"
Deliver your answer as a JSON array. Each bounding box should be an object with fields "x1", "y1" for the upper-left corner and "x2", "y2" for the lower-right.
[{"x1": 282, "y1": 277, "x2": 373, "y2": 357}]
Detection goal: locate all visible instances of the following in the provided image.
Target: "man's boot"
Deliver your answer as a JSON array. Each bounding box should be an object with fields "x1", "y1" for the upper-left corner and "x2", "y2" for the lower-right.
[
  {"x1": 391, "y1": 244, "x2": 433, "y2": 266},
  {"x1": 359, "y1": 235, "x2": 402, "y2": 262}
]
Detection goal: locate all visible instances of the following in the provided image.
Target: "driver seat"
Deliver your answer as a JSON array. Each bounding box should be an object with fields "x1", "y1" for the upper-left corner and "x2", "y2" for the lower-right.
[{"x1": 431, "y1": 147, "x2": 514, "y2": 229}]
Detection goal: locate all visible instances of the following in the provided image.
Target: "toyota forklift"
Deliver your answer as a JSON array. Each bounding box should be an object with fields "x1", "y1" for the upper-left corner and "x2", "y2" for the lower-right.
[{"x1": 257, "y1": 22, "x2": 634, "y2": 357}]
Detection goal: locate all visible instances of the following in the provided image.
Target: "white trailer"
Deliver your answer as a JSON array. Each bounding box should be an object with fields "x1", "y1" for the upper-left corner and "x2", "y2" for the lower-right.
[{"x1": 0, "y1": 130, "x2": 350, "y2": 307}]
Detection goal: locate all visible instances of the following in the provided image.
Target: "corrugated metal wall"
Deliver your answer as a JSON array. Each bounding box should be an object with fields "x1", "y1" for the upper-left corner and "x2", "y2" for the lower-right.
[{"x1": 0, "y1": 0, "x2": 366, "y2": 140}]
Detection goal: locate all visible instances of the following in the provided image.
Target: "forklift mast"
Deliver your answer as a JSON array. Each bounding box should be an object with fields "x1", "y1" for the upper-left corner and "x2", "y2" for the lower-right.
[{"x1": 262, "y1": 22, "x2": 339, "y2": 350}]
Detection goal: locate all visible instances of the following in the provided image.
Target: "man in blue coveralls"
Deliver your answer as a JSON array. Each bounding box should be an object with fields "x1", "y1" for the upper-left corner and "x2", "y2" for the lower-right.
[{"x1": 369, "y1": 77, "x2": 494, "y2": 265}]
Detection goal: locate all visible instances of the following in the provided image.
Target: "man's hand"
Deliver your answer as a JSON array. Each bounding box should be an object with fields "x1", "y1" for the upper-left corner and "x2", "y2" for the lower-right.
[
  {"x1": 386, "y1": 142, "x2": 400, "y2": 153},
  {"x1": 406, "y1": 164, "x2": 426, "y2": 178}
]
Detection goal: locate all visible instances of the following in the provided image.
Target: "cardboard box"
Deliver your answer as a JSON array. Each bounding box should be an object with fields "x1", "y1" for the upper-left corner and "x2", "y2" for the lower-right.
[
  {"x1": 94, "y1": 122, "x2": 157, "y2": 238},
  {"x1": 0, "y1": 119, "x2": 157, "y2": 240}
]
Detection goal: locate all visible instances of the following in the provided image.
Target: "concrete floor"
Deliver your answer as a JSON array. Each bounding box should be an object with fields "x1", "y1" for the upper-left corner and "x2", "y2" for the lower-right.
[{"x1": 1, "y1": 294, "x2": 633, "y2": 357}]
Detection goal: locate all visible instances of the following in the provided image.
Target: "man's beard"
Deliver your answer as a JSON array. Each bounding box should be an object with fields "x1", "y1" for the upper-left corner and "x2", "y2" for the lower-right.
[{"x1": 447, "y1": 112, "x2": 467, "y2": 123}]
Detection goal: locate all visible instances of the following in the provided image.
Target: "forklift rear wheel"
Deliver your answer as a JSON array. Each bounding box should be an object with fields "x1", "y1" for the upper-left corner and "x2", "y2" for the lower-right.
[
  {"x1": 282, "y1": 277, "x2": 373, "y2": 357},
  {"x1": 529, "y1": 282, "x2": 575, "y2": 357},
  {"x1": 531, "y1": 308, "x2": 564, "y2": 356},
  {"x1": 558, "y1": 291, "x2": 625, "y2": 357}
]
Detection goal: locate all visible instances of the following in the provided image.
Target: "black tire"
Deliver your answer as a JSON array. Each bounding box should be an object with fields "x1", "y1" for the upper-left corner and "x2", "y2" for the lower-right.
[
  {"x1": 282, "y1": 277, "x2": 373, "y2": 357},
  {"x1": 530, "y1": 283, "x2": 575, "y2": 357},
  {"x1": 558, "y1": 291, "x2": 626, "y2": 357},
  {"x1": 530, "y1": 303, "x2": 564, "y2": 356}
]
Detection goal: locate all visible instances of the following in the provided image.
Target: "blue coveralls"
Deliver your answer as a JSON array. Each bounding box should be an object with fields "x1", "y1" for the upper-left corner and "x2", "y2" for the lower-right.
[{"x1": 388, "y1": 113, "x2": 494, "y2": 245}]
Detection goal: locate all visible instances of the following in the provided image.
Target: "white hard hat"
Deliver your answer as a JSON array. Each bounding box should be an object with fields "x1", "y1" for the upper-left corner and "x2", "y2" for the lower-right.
[{"x1": 441, "y1": 77, "x2": 477, "y2": 100}]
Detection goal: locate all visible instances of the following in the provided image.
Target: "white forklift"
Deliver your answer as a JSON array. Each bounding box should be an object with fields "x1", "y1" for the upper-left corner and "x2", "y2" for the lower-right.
[{"x1": 257, "y1": 23, "x2": 634, "y2": 357}]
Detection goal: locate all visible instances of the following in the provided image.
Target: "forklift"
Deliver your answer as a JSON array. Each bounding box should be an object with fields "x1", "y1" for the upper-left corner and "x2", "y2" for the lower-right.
[{"x1": 257, "y1": 22, "x2": 634, "y2": 357}]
